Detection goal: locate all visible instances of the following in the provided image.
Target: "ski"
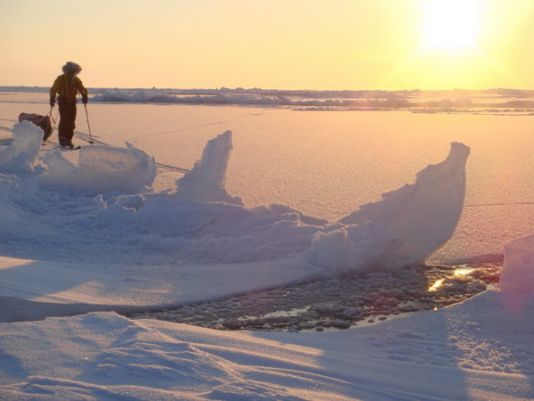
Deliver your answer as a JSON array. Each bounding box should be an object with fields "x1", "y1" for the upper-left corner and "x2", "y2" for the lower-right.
[
  {"x1": 60, "y1": 145, "x2": 82, "y2": 151},
  {"x1": 40, "y1": 144, "x2": 81, "y2": 151}
]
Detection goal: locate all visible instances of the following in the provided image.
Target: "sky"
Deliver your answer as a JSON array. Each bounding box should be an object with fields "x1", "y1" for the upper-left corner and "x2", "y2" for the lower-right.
[{"x1": 1, "y1": 0, "x2": 534, "y2": 90}]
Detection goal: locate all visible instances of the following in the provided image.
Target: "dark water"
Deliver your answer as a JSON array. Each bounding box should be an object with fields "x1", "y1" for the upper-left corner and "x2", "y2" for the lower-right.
[{"x1": 126, "y1": 263, "x2": 500, "y2": 332}]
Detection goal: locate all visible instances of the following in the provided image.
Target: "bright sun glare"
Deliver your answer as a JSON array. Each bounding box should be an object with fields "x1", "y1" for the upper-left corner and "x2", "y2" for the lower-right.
[{"x1": 422, "y1": 0, "x2": 482, "y2": 54}]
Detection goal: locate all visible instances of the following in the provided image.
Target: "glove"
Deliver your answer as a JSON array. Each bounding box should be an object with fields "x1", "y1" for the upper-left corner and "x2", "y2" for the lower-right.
[{"x1": 82, "y1": 96, "x2": 88, "y2": 104}]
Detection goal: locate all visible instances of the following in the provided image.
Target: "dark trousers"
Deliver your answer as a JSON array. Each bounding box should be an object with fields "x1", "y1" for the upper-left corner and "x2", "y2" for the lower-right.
[{"x1": 58, "y1": 97, "x2": 77, "y2": 144}]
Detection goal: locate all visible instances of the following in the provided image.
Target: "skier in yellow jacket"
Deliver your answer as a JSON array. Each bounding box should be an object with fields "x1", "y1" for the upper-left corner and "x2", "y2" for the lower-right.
[{"x1": 49, "y1": 62, "x2": 88, "y2": 148}]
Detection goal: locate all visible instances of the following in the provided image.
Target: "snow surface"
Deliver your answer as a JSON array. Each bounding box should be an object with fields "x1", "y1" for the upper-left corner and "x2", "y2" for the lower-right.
[
  {"x1": 0, "y1": 290, "x2": 533, "y2": 400},
  {"x1": 0, "y1": 121, "x2": 42, "y2": 173},
  {"x1": 0, "y1": 118, "x2": 532, "y2": 400},
  {"x1": 40, "y1": 143, "x2": 157, "y2": 195},
  {"x1": 0, "y1": 256, "x2": 321, "y2": 322},
  {"x1": 0, "y1": 124, "x2": 469, "y2": 315},
  {"x1": 3, "y1": 95, "x2": 533, "y2": 262}
]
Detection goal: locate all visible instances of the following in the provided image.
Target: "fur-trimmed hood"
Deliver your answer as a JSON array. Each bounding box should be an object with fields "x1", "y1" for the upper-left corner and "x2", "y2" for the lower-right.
[{"x1": 62, "y1": 61, "x2": 82, "y2": 75}]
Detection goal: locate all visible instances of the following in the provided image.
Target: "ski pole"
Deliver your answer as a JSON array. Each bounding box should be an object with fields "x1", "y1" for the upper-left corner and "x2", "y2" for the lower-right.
[{"x1": 83, "y1": 103, "x2": 94, "y2": 144}]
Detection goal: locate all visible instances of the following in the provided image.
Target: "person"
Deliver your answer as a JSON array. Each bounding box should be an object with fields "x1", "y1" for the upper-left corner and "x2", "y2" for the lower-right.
[{"x1": 49, "y1": 61, "x2": 88, "y2": 148}]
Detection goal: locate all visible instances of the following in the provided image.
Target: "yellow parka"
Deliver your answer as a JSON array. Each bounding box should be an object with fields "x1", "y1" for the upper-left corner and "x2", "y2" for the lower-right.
[{"x1": 50, "y1": 74, "x2": 88, "y2": 104}]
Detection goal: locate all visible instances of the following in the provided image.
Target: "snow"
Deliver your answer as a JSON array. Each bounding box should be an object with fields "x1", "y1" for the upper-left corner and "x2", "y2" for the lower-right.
[
  {"x1": 0, "y1": 111, "x2": 532, "y2": 400},
  {"x1": 501, "y1": 234, "x2": 534, "y2": 311},
  {"x1": 175, "y1": 130, "x2": 242, "y2": 205},
  {"x1": 39, "y1": 143, "x2": 157, "y2": 195},
  {"x1": 3, "y1": 95, "x2": 533, "y2": 262},
  {"x1": 307, "y1": 142, "x2": 470, "y2": 273},
  {"x1": 0, "y1": 290, "x2": 533, "y2": 400},
  {"x1": 0, "y1": 121, "x2": 42, "y2": 173},
  {"x1": 0, "y1": 256, "x2": 321, "y2": 322},
  {"x1": 0, "y1": 125, "x2": 470, "y2": 314}
]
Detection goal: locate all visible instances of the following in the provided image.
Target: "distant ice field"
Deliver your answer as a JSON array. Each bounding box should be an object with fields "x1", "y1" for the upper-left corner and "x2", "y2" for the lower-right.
[{"x1": 1, "y1": 92, "x2": 532, "y2": 263}]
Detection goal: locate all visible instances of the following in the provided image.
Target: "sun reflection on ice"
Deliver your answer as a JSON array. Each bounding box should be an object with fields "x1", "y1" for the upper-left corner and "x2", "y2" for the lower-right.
[
  {"x1": 454, "y1": 266, "x2": 475, "y2": 277},
  {"x1": 428, "y1": 278, "x2": 445, "y2": 292}
]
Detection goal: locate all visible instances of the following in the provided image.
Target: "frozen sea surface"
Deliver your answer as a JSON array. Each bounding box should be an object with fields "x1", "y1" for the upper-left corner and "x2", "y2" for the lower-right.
[
  {"x1": 1, "y1": 92, "x2": 533, "y2": 263},
  {"x1": 1, "y1": 91, "x2": 533, "y2": 401}
]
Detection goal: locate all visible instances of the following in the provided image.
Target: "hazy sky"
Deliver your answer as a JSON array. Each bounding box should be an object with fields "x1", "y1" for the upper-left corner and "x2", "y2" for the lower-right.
[{"x1": 1, "y1": 0, "x2": 533, "y2": 89}]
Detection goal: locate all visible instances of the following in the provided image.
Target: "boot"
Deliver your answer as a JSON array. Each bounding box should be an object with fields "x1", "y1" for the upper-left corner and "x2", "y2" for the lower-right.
[
  {"x1": 59, "y1": 134, "x2": 75, "y2": 148},
  {"x1": 58, "y1": 136, "x2": 69, "y2": 147}
]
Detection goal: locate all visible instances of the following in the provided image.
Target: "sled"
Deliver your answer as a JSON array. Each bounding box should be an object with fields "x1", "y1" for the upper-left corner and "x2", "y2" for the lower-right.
[{"x1": 18, "y1": 113, "x2": 53, "y2": 141}]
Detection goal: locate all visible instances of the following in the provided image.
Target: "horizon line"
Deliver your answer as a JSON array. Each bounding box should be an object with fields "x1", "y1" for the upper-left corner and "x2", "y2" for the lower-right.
[{"x1": 2, "y1": 85, "x2": 534, "y2": 93}]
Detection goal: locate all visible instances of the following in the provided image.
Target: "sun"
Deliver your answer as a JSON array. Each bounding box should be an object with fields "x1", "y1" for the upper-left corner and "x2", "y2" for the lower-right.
[{"x1": 421, "y1": 0, "x2": 482, "y2": 54}]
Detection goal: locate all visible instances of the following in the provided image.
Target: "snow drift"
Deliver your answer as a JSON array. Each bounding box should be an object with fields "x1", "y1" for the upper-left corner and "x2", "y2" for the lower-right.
[
  {"x1": 1, "y1": 289, "x2": 533, "y2": 401},
  {"x1": 0, "y1": 122, "x2": 469, "y2": 272}
]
